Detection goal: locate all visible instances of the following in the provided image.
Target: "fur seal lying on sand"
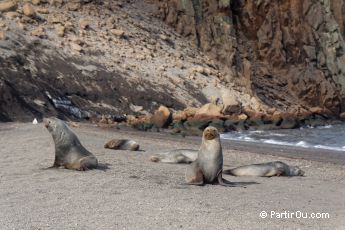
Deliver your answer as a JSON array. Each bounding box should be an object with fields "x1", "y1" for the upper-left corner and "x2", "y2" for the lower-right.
[
  {"x1": 44, "y1": 118, "x2": 98, "y2": 170},
  {"x1": 223, "y1": 161, "x2": 305, "y2": 177},
  {"x1": 150, "y1": 149, "x2": 198, "y2": 163},
  {"x1": 104, "y1": 139, "x2": 140, "y2": 151},
  {"x1": 185, "y1": 126, "x2": 236, "y2": 187}
]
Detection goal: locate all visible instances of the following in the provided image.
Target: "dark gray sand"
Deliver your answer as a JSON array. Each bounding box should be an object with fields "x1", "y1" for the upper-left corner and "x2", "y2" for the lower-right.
[{"x1": 1, "y1": 123, "x2": 345, "y2": 229}]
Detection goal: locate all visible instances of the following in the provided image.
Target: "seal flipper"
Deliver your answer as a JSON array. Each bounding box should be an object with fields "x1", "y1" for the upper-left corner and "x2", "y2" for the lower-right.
[
  {"x1": 185, "y1": 162, "x2": 204, "y2": 186},
  {"x1": 216, "y1": 171, "x2": 237, "y2": 187},
  {"x1": 222, "y1": 169, "x2": 235, "y2": 176}
]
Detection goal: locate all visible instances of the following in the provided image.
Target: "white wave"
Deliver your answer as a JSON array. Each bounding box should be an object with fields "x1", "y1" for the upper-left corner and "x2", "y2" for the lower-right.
[
  {"x1": 296, "y1": 141, "x2": 310, "y2": 147},
  {"x1": 249, "y1": 130, "x2": 264, "y2": 134},
  {"x1": 263, "y1": 139, "x2": 290, "y2": 145},
  {"x1": 267, "y1": 133, "x2": 287, "y2": 137},
  {"x1": 243, "y1": 136, "x2": 254, "y2": 141},
  {"x1": 317, "y1": 125, "x2": 333, "y2": 129},
  {"x1": 314, "y1": 145, "x2": 343, "y2": 151}
]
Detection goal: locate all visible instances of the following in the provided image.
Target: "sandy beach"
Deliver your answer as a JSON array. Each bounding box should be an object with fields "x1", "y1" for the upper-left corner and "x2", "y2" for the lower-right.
[{"x1": 1, "y1": 122, "x2": 345, "y2": 230}]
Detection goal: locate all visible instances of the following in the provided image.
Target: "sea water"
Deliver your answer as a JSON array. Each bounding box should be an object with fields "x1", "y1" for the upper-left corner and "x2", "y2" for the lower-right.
[{"x1": 221, "y1": 123, "x2": 345, "y2": 152}]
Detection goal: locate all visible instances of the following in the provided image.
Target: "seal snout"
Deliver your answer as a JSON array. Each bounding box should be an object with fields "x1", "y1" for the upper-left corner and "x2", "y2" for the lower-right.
[
  {"x1": 203, "y1": 127, "x2": 218, "y2": 140},
  {"x1": 43, "y1": 118, "x2": 51, "y2": 128}
]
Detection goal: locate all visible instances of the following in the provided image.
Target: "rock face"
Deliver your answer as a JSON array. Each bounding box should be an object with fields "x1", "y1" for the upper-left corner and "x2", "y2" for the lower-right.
[
  {"x1": 156, "y1": 0, "x2": 345, "y2": 115},
  {"x1": 0, "y1": 1, "x2": 216, "y2": 121}
]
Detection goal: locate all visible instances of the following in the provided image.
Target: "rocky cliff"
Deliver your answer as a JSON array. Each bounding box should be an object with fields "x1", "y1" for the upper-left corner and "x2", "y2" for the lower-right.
[
  {"x1": 0, "y1": 0, "x2": 233, "y2": 121},
  {"x1": 156, "y1": 0, "x2": 345, "y2": 115}
]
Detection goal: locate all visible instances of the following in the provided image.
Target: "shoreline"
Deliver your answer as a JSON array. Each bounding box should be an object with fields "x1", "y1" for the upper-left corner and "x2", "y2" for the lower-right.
[
  {"x1": 2, "y1": 121, "x2": 345, "y2": 164},
  {"x1": 87, "y1": 123, "x2": 345, "y2": 165},
  {"x1": 222, "y1": 140, "x2": 345, "y2": 165}
]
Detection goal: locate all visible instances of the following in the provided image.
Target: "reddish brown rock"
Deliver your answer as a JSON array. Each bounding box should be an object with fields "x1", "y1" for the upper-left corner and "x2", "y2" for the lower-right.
[
  {"x1": 0, "y1": 1, "x2": 17, "y2": 12},
  {"x1": 195, "y1": 103, "x2": 223, "y2": 117},
  {"x1": 340, "y1": 112, "x2": 345, "y2": 121},
  {"x1": 150, "y1": 105, "x2": 172, "y2": 128},
  {"x1": 23, "y1": 3, "x2": 35, "y2": 17},
  {"x1": 183, "y1": 107, "x2": 198, "y2": 117},
  {"x1": 172, "y1": 110, "x2": 187, "y2": 121},
  {"x1": 156, "y1": 0, "x2": 345, "y2": 115}
]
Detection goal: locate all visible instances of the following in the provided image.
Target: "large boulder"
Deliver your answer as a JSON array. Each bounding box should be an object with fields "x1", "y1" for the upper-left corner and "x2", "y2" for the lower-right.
[
  {"x1": 0, "y1": 1, "x2": 17, "y2": 12},
  {"x1": 195, "y1": 103, "x2": 223, "y2": 117},
  {"x1": 150, "y1": 105, "x2": 172, "y2": 128},
  {"x1": 221, "y1": 89, "x2": 242, "y2": 115}
]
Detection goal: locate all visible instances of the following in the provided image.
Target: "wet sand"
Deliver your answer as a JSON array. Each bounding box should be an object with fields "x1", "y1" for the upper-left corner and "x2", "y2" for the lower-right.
[{"x1": 0, "y1": 122, "x2": 345, "y2": 229}]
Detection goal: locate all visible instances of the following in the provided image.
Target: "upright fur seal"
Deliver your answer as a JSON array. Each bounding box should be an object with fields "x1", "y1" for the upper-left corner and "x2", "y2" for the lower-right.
[
  {"x1": 223, "y1": 161, "x2": 305, "y2": 177},
  {"x1": 44, "y1": 118, "x2": 98, "y2": 170},
  {"x1": 104, "y1": 139, "x2": 140, "y2": 151},
  {"x1": 185, "y1": 126, "x2": 235, "y2": 186},
  {"x1": 150, "y1": 149, "x2": 198, "y2": 163}
]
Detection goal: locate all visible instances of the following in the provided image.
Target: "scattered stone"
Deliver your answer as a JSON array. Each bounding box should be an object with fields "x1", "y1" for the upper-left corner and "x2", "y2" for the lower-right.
[
  {"x1": 195, "y1": 103, "x2": 223, "y2": 117},
  {"x1": 16, "y1": 22, "x2": 25, "y2": 30},
  {"x1": 67, "y1": 2, "x2": 80, "y2": 11},
  {"x1": 49, "y1": 0, "x2": 63, "y2": 7},
  {"x1": 250, "y1": 97, "x2": 262, "y2": 111},
  {"x1": 69, "y1": 36, "x2": 82, "y2": 44},
  {"x1": 193, "y1": 66, "x2": 207, "y2": 75},
  {"x1": 184, "y1": 107, "x2": 198, "y2": 117},
  {"x1": 129, "y1": 104, "x2": 144, "y2": 113},
  {"x1": 221, "y1": 89, "x2": 242, "y2": 115},
  {"x1": 36, "y1": 8, "x2": 49, "y2": 14},
  {"x1": 159, "y1": 34, "x2": 169, "y2": 41},
  {"x1": 267, "y1": 108, "x2": 276, "y2": 115},
  {"x1": 33, "y1": 99, "x2": 45, "y2": 107},
  {"x1": 309, "y1": 107, "x2": 324, "y2": 114},
  {"x1": 238, "y1": 114, "x2": 248, "y2": 120},
  {"x1": 23, "y1": 3, "x2": 35, "y2": 17},
  {"x1": 55, "y1": 24, "x2": 65, "y2": 37},
  {"x1": 31, "y1": 0, "x2": 41, "y2": 5},
  {"x1": 64, "y1": 21, "x2": 73, "y2": 30},
  {"x1": 0, "y1": 1, "x2": 17, "y2": 12},
  {"x1": 31, "y1": 26, "x2": 46, "y2": 38},
  {"x1": 172, "y1": 110, "x2": 187, "y2": 121},
  {"x1": 0, "y1": 31, "x2": 5, "y2": 40},
  {"x1": 110, "y1": 29, "x2": 125, "y2": 37},
  {"x1": 47, "y1": 15, "x2": 63, "y2": 24},
  {"x1": 70, "y1": 42, "x2": 82, "y2": 52},
  {"x1": 79, "y1": 18, "x2": 89, "y2": 30},
  {"x1": 4, "y1": 11, "x2": 18, "y2": 19}
]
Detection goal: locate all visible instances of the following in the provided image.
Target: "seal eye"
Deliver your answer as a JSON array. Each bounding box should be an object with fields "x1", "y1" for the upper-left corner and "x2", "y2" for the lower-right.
[
  {"x1": 44, "y1": 120, "x2": 50, "y2": 128},
  {"x1": 204, "y1": 131, "x2": 215, "y2": 140}
]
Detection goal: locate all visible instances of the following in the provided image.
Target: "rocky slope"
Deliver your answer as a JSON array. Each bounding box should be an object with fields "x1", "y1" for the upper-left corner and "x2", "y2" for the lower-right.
[
  {"x1": 1, "y1": 0, "x2": 256, "y2": 121},
  {"x1": 156, "y1": 0, "x2": 345, "y2": 115}
]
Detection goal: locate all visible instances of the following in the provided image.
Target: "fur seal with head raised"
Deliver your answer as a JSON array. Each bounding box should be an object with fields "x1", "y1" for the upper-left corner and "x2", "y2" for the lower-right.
[
  {"x1": 185, "y1": 126, "x2": 236, "y2": 187},
  {"x1": 150, "y1": 149, "x2": 198, "y2": 163},
  {"x1": 44, "y1": 117, "x2": 98, "y2": 170},
  {"x1": 223, "y1": 161, "x2": 305, "y2": 177},
  {"x1": 104, "y1": 139, "x2": 140, "y2": 151}
]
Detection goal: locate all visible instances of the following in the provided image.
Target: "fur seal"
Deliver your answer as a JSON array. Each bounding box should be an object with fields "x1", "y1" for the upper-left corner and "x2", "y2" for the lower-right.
[
  {"x1": 185, "y1": 126, "x2": 236, "y2": 186},
  {"x1": 44, "y1": 117, "x2": 98, "y2": 170},
  {"x1": 223, "y1": 161, "x2": 305, "y2": 177},
  {"x1": 150, "y1": 149, "x2": 198, "y2": 163},
  {"x1": 104, "y1": 139, "x2": 140, "y2": 151}
]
